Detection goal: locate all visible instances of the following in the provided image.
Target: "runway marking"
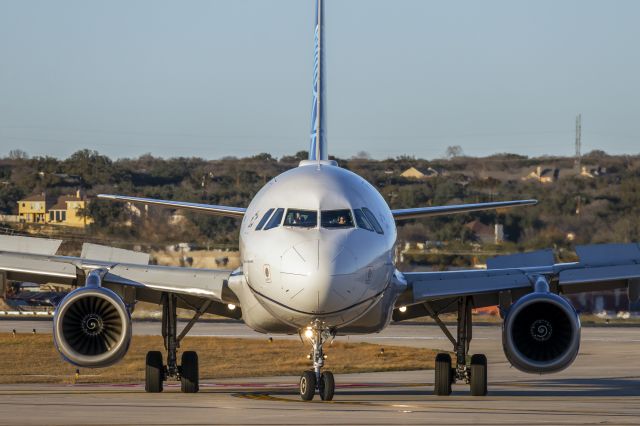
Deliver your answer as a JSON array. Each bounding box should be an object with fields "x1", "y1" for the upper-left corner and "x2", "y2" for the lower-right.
[{"x1": 232, "y1": 392, "x2": 639, "y2": 418}]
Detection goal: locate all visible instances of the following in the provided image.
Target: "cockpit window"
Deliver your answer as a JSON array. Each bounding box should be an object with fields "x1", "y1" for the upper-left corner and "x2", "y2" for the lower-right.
[
  {"x1": 255, "y1": 208, "x2": 275, "y2": 231},
  {"x1": 284, "y1": 209, "x2": 317, "y2": 228},
  {"x1": 354, "y1": 209, "x2": 374, "y2": 232},
  {"x1": 321, "y1": 210, "x2": 354, "y2": 229},
  {"x1": 362, "y1": 207, "x2": 384, "y2": 234},
  {"x1": 263, "y1": 208, "x2": 284, "y2": 230}
]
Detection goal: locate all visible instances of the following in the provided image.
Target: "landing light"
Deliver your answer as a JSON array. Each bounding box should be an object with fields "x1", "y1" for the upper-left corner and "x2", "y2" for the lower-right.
[
  {"x1": 228, "y1": 304, "x2": 236, "y2": 311},
  {"x1": 304, "y1": 328, "x2": 314, "y2": 339},
  {"x1": 399, "y1": 306, "x2": 407, "y2": 313}
]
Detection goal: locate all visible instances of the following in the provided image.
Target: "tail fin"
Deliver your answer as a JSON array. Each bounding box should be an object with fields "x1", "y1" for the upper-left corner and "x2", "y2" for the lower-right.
[{"x1": 309, "y1": 0, "x2": 327, "y2": 161}]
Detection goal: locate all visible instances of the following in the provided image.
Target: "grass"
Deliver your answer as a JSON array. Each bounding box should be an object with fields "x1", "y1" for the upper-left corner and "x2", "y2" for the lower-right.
[{"x1": 0, "y1": 333, "x2": 438, "y2": 384}]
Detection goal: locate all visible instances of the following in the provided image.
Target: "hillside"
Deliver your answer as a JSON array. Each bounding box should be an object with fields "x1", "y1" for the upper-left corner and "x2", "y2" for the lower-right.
[{"x1": 1, "y1": 149, "x2": 639, "y2": 268}]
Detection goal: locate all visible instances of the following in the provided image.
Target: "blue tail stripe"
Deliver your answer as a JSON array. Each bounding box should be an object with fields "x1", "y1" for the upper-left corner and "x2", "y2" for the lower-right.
[{"x1": 309, "y1": 0, "x2": 327, "y2": 161}]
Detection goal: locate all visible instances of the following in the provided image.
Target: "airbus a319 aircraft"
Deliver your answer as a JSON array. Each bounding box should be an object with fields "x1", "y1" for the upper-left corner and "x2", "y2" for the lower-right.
[{"x1": 2, "y1": 0, "x2": 640, "y2": 402}]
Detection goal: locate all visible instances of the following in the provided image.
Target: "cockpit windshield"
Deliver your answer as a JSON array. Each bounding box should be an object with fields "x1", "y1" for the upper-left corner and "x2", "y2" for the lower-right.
[
  {"x1": 321, "y1": 209, "x2": 354, "y2": 229},
  {"x1": 284, "y1": 209, "x2": 318, "y2": 228},
  {"x1": 263, "y1": 208, "x2": 284, "y2": 230}
]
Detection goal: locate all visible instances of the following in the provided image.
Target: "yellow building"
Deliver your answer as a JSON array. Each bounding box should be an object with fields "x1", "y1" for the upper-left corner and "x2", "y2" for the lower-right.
[
  {"x1": 400, "y1": 166, "x2": 441, "y2": 180},
  {"x1": 18, "y1": 190, "x2": 92, "y2": 228},
  {"x1": 18, "y1": 194, "x2": 51, "y2": 224},
  {"x1": 400, "y1": 167, "x2": 425, "y2": 179}
]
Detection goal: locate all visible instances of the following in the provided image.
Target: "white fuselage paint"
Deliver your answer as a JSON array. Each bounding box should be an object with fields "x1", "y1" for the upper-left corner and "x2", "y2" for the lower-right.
[{"x1": 233, "y1": 161, "x2": 404, "y2": 335}]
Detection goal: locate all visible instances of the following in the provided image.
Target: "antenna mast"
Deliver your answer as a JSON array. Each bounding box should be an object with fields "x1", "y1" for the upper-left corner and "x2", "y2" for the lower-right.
[{"x1": 574, "y1": 114, "x2": 582, "y2": 171}]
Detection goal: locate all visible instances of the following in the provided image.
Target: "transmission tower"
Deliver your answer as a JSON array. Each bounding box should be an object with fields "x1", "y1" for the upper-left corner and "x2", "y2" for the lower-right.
[{"x1": 574, "y1": 114, "x2": 582, "y2": 170}]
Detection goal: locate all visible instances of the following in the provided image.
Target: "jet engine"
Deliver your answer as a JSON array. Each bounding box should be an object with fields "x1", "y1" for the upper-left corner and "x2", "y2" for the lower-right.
[
  {"x1": 53, "y1": 286, "x2": 132, "y2": 368},
  {"x1": 502, "y1": 289, "x2": 580, "y2": 374}
]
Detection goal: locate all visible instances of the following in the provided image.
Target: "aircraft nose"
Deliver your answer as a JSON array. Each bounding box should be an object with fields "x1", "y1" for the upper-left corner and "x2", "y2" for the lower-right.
[{"x1": 280, "y1": 237, "x2": 362, "y2": 314}]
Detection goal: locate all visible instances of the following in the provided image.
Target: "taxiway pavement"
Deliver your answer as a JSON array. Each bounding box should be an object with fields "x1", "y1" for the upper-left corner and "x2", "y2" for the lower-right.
[{"x1": 0, "y1": 321, "x2": 638, "y2": 425}]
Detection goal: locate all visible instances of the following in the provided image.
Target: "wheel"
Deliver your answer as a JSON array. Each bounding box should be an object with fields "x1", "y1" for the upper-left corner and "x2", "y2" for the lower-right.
[
  {"x1": 299, "y1": 370, "x2": 316, "y2": 401},
  {"x1": 181, "y1": 351, "x2": 199, "y2": 393},
  {"x1": 434, "y1": 353, "x2": 452, "y2": 396},
  {"x1": 145, "y1": 351, "x2": 164, "y2": 393},
  {"x1": 319, "y1": 371, "x2": 335, "y2": 401},
  {"x1": 470, "y1": 354, "x2": 488, "y2": 396}
]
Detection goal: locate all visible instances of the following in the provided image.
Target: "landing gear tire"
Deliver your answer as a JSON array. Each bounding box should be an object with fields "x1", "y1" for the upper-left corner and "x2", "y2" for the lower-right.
[
  {"x1": 434, "y1": 353, "x2": 453, "y2": 396},
  {"x1": 145, "y1": 351, "x2": 164, "y2": 393},
  {"x1": 181, "y1": 351, "x2": 199, "y2": 393},
  {"x1": 470, "y1": 354, "x2": 487, "y2": 396},
  {"x1": 300, "y1": 370, "x2": 317, "y2": 401},
  {"x1": 319, "y1": 371, "x2": 335, "y2": 401}
]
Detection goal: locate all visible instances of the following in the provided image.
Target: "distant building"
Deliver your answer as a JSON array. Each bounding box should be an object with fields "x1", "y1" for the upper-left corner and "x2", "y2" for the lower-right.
[
  {"x1": 18, "y1": 194, "x2": 52, "y2": 224},
  {"x1": 400, "y1": 166, "x2": 440, "y2": 179},
  {"x1": 18, "y1": 190, "x2": 92, "y2": 228},
  {"x1": 465, "y1": 220, "x2": 504, "y2": 244},
  {"x1": 580, "y1": 165, "x2": 607, "y2": 178},
  {"x1": 169, "y1": 211, "x2": 187, "y2": 225},
  {"x1": 522, "y1": 166, "x2": 559, "y2": 183}
]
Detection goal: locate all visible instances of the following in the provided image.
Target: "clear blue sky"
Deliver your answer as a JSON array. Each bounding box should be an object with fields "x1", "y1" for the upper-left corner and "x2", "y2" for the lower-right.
[{"x1": 1, "y1": 0, "x2": 638, "y2": 160}]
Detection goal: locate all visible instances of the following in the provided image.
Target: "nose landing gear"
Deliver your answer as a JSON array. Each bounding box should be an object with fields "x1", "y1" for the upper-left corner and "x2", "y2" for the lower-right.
[{"x1": 298, "y1": 323, "x2": 336, "y2": 401}]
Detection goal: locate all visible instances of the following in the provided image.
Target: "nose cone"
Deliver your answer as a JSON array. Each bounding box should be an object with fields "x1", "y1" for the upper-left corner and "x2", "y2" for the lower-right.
[{"x1": 280, "y1": 237, "x2": 364, "y2": 314}]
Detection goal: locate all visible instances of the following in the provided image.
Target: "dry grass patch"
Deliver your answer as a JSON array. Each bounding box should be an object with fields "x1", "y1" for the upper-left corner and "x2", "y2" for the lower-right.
[{"x1": 0, "y1": 333, "x2": 437, "y2": 384}]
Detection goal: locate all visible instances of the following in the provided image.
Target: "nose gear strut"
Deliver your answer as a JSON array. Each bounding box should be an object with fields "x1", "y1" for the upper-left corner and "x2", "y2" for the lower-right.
[{"x1": 299, "y1": 320, "x2": 336, "y2": 401}]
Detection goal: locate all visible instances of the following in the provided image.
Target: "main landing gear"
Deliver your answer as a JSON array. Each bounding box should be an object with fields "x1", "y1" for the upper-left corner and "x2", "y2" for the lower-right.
[
  {"x1": 428, "y1": 296, "x2": 488, "y2": 396},
  {"x1": 145, "y1": 293, "x2": 211, "y2": 393},
  {"x1": 298, "y1": 322, "x2": 336, "y2": 401}
]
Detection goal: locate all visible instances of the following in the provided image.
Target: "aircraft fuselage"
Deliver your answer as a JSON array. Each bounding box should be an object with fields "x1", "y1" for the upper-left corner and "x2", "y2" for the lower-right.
[{"x1": 235, "y1": 160, "x2": 403, "y2": 334}]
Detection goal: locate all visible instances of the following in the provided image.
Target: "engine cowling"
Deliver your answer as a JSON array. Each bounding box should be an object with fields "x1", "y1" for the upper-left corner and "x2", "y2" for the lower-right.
[
  {"x1": 53, "y1": 287, "x2": 132, "y2": 368},
  {"x1": 502, "y1": 292, "x2": 580, "y2": 374}
]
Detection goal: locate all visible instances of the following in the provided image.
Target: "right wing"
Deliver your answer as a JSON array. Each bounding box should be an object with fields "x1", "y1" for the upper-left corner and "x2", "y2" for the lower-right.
[
  {"x1": 98, "y1": 194, "x2": 246, "y2": 218},
  {"x1": 0, "y1": 236, "x2": 241, "y2": 319}
]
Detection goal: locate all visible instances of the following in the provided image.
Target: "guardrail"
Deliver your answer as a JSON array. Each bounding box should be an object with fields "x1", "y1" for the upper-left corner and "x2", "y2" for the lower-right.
[{"x1": 0, "y1": 311, "x2": 53, "y2": 316}]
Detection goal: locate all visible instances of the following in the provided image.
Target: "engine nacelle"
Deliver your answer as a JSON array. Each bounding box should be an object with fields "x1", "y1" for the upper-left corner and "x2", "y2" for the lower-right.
[
  {"x1": 503, "y1": 291, "x2": 580, "y2": 374},
  {"x1": 53, "y1": 287, "x2": 132, "y2": 368}
]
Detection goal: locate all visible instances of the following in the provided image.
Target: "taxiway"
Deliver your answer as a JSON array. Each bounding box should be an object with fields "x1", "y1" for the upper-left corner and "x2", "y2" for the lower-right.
[{"x1": 0, "y1": 321, "x2": 638, "y2": 425}]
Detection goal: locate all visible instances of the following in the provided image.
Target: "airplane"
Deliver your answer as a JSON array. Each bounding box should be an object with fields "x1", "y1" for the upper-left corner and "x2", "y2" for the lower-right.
[{"x1": 1, "y1": 0, "x2": 640, "y2": 402}]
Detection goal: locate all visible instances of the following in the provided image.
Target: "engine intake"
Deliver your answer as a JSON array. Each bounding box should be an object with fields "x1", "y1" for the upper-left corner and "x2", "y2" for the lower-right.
[
  {"x1": 53, "y1": 287, "x2": 132, "y2": 368},
  {"x1": 503, "y1": 291, "x2": 580, "y2": 374}
]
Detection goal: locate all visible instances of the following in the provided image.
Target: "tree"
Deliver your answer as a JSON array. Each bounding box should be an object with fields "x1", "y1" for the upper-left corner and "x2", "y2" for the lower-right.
[
  {"x1": 8, "y1": 149, "x2": 29, "y2": 160},
  {"x1": 445, "y1": 145, "x2": 464, "y2": 158},
  {"x1": 352, "y1": 151, "x2": 372, "y2": 160}
]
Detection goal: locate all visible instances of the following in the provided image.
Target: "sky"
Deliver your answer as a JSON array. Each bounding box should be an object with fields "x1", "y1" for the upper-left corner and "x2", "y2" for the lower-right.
[{"x1": 0, "y1": 0, "x2": 639, "y2": 160}]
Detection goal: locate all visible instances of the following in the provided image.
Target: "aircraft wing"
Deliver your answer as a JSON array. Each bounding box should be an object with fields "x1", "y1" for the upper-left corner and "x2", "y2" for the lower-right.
[
  {"x1": 0, "y1": 236, "x2": 241, "y2": 319},
  {"x1": 391, "y1": 199, "x2": 537, "y2": 220},
  {"x1": 98, "y1": 194, "x2": 246, "y2": 218},
  {"x1": 394, "y1": 243, "x2": 640, "y2": 321}
]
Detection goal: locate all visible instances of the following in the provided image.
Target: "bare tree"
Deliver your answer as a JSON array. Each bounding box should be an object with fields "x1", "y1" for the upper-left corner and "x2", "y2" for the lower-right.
[
  {"x1": 8, "y1": 149, "x2": 29, "y2": 160},
  {"x1": 445, "y1": 145, "x2": 464, "y2": 158},
  {"x1": 352, "y1": 150, "x2": 372, "y2": 160}
]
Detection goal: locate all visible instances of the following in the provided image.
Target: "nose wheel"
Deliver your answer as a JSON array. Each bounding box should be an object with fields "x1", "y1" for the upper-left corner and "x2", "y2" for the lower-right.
[
  {"x1": 318, "y1": 371, "x2": 335, "y2": 401},
  {"x1": 299, "y1": 370, "x2": 336, "y2": 401},
  {"x1": 299, "y1": 323, "x2": 336, "y2": 401},
  {"x1": 299, "y1": 371, "x2": 316, "y2": 401}
]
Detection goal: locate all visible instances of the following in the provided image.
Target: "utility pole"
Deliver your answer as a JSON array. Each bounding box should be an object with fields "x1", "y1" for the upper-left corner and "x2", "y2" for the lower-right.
[{"x1": 574, "y1": 114, "x2": 582, "y2": 171}]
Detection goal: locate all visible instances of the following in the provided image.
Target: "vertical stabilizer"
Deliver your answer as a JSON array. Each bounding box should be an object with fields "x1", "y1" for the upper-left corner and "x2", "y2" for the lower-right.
[{"x1": 309, "y1": 0, "x2": 327, "y2": 161}]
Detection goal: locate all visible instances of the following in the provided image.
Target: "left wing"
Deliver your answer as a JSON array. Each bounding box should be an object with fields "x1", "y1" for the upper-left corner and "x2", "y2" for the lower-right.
[
  {"x1": 391, "y1": 199, "x2": 537, "y2": 221},
  {"x1": 394, "y1": 243, "x2": 640, "y2": 320}
]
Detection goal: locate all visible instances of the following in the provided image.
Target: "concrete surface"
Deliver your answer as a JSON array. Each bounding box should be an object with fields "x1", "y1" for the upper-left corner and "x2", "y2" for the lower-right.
[{"x1": 0, "y1": 320, "x2": 638, "y2": 425}]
